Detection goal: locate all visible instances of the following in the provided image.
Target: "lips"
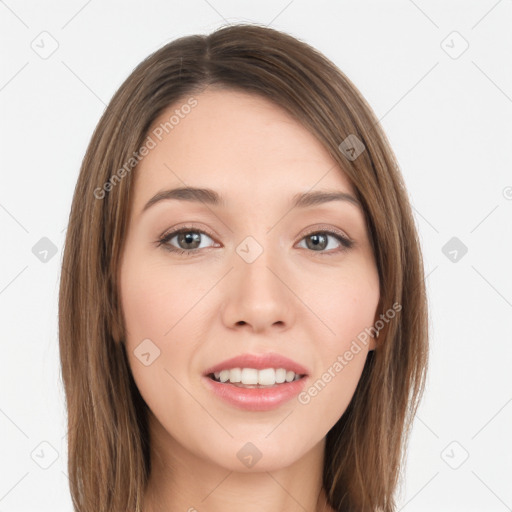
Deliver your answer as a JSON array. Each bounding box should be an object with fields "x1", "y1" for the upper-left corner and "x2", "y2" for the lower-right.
[{"x1": 201, "y1": 352, "x2": 310, "y2": 411}]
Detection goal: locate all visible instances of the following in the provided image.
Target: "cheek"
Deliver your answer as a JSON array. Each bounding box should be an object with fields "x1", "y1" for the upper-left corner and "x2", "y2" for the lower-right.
[
  {"x1": 299, "y1": 263, "x2": 379, "y2": 415},
  {"x1": 119, "y1": 253, "x2": 204, "y2": 425},
  {"x1": 120, "y1": 250, "x2": 199, "y2": 344},
  {"x1": 119, "y1": 246, "x2": 216, "y2": 382},
  {"x1": 310, "y1": 259, "x2": 380, "y2": 352},
  {"x1": 323, "y1": 286, "x2": 378, "y2": 348}
]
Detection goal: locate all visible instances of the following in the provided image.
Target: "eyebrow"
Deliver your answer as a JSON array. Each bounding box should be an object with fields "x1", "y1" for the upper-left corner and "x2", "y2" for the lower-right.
[{"x1": 141, "y1": 186, "x2": 361, "y2": 214}]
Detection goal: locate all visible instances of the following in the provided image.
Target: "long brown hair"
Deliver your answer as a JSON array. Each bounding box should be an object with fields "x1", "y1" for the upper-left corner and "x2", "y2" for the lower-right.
[{"x1": 59, "y1": 22, "x2": 428, "y2": 512}]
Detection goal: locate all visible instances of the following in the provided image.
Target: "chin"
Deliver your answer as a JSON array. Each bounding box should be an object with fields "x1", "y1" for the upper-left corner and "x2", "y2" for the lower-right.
[{"x1": 198, "y1": 434, "x2": 313, "y2": 473}]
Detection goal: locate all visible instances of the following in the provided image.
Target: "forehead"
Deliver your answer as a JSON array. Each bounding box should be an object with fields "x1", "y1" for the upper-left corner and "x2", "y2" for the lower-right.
[{"x1": 132, "y1": 88, "x2": 356, "y2": 208}]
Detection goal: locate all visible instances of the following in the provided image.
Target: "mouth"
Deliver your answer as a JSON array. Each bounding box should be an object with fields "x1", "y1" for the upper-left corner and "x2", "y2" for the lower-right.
[
  {"x1": 201, "y1": 353, "x2": 309, "y2": 411},
  {"x1": 207, "y1": 368, "x2": 307, "y2": 388}
]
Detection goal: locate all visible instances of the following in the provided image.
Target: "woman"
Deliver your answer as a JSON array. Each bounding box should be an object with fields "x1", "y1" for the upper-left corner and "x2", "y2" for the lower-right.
[{"x1": 59, "y1": 23, "x2": 429, "y2": 512}]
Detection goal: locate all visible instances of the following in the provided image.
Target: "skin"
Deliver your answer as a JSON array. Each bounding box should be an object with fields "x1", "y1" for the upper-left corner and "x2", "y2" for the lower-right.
[{"x1": 119, "y1": 87, "x2": 380, "y2": 512}]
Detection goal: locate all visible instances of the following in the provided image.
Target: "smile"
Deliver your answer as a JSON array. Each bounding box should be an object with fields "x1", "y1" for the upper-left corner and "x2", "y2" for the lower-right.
[{"x1": 208, "y1": 367, "x2": 305, "y2": 386}]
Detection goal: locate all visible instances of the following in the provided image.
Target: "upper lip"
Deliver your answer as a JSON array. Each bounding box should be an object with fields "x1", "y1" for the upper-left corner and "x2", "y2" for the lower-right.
[{"x1": 203, "y1": 352, "x2": 309, "y2": 376}]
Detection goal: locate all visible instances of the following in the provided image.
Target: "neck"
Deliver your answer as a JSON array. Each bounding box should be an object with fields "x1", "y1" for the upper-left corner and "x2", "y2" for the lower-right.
[{"x1": 143, "y1": 412, "x2": 333, "y2": 512}]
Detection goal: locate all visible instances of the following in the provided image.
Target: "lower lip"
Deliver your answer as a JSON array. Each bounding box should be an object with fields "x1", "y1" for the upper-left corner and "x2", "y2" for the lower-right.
[{"x1": 202, "y1": 375, "x2": 308, "y2": 411}]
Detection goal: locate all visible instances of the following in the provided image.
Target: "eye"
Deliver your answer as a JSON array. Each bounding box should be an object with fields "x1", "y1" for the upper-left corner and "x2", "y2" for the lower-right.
[
  {"x1": 157, "y1": 227, "x2": 217, "y2": 256},
  {"x1": 297, "y1": 229, "x2": 354, "y2": 255},
  {"x1": 156, "y1": 225, "x2": 354, "y2": 257}
]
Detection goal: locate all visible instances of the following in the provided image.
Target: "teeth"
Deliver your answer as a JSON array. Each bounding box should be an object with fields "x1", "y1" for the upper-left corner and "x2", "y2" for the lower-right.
[
  {"x1": 211, "y1": 368, "x2": 303, "y2": 386},
  {"x1": 241, "y1": 368, "x2": 259, "y2": 385},
  {"x1": 228, "y1": 367, "x2": 241, "y2": 383},
  {"x1": 285, "y1": 370, "x2": 295, "y2": 383},
  {"x1": 275, "y1": 368, "x2": 286, "y2": 383},
  {"x1": 258, "y1": 368, "x2": 275, "y2": 386}
]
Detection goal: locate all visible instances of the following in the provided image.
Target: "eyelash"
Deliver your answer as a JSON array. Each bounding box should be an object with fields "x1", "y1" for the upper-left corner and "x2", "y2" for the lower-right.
[{"x1": 156, "y1": 224, "x2": 354, "y2": 257}]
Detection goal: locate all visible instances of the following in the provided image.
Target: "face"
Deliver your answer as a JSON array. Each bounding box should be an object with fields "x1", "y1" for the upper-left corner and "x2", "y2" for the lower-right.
[{"x1": 119, "y1": 87, "x2": 380, "y2": 473}]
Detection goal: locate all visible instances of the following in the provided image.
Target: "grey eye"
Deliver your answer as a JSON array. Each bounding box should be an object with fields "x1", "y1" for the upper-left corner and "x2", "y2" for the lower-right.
[{"x1": 298, "y1": 232, "x2": 347, "y2": 252}]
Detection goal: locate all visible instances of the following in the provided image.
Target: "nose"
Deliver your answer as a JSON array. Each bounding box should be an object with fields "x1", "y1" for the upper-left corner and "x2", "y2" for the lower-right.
[{"x1": 220, "y1": 247, "x2": 296, "y2": 334}]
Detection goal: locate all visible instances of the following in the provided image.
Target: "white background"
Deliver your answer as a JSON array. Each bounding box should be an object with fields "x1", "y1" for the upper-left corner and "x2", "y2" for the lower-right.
[{"x1": 1, "y1": 1, "x2": 511, "y2": 511}]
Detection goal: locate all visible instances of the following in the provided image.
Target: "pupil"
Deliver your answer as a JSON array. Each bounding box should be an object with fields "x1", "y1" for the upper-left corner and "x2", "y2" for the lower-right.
[
  {"x1": 179, "y1": 232, "x2": 200, "y2": 249},
  {"x1": 307, "y1": 233, "x2": 326, "y2": 251}
]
